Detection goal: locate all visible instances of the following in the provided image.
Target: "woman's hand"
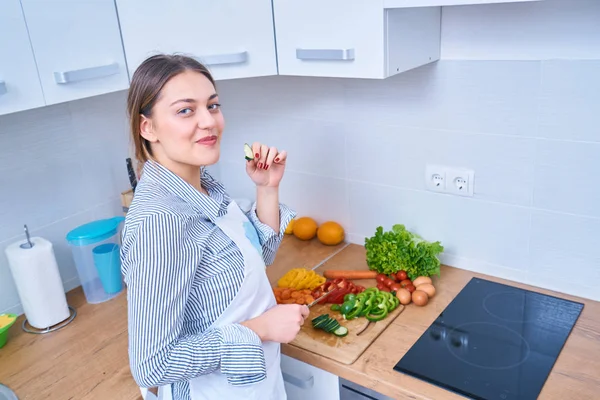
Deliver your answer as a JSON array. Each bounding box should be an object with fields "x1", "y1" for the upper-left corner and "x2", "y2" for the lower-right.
[
  {"x1": 241, "y1": 304, "x2": 309, "y2": 343},
  {"x1": 246, "y1": 142, "x2": 287, "y2": 188}
]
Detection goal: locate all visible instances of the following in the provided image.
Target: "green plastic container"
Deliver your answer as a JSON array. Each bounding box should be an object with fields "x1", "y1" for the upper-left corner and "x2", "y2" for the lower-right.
[{"x1": 0, "y1": 314, "x2": 17, "y2": 348}]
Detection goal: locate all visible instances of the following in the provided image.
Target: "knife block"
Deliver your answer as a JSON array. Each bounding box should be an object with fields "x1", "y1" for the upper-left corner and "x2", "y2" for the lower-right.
[{"x1": 120, "y1": 189, "x2": 134, "y2": 216}]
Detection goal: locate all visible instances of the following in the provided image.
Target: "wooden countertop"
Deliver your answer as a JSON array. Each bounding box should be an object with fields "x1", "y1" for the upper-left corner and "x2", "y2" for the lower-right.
[
  {"x1": 281, "y1": 243, "x2": 600, "y2": 400},
  {"x1": 0, "y1": 236, "x2": 598, "y2": 399},
  {"x1": 0, "y1": 236, "x2": 346, "y2": 400}
]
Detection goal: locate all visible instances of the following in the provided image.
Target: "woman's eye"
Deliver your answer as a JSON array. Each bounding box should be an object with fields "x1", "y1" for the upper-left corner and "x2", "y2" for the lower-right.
[
  {"x1": 208, "y1": 103, "x2": 221, "y2": 112},
  {"x1": 178, "y1": 108, "x2": 193, "y2": 115}
]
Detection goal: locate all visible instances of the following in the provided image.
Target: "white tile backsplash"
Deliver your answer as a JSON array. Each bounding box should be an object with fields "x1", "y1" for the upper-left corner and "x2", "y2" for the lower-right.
[
  {"x1": 0, "y1": 90, "x2": 131, "y2": 314},
  {"x1": 347, "y1": 182, "x2": 532, "y2": 272},
  {"x1": 346, "y1": 124, "x2": 536, "y2": 206},
  {"x1": 529, "y1": 210, "x2": 600, "y2": 299},
  {"x1": 216, "y1": 58, "x2": 600, "y2": 302},
  {"x1": 220, "y1": 111, "x2": 347, "y2": 179},
  {"x1": 534, "y1": 139, "x2": 600, "y2": 218}
]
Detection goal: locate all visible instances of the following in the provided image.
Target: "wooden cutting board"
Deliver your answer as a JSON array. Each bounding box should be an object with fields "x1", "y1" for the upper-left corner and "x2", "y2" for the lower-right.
[{"x1": 290, "y1": 301, "x2": 405, "y2": 365}]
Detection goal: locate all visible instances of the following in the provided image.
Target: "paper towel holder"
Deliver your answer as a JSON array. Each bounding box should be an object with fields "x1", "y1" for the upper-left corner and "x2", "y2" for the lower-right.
[
  {"x1": 22, "y1": 306, "x2": 77, "y2": 335},
  {"x1": 19, "y1": 225, "x2": 34, "y2": 249},
  {"x1": 17, "y1": 224, "x2": 78, "y2": 335}
]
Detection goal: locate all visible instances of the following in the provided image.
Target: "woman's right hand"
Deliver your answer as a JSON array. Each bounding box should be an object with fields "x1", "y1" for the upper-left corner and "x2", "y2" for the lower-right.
[{"x1": 242, "y1": 304, "x2": 310, "y2": 343}]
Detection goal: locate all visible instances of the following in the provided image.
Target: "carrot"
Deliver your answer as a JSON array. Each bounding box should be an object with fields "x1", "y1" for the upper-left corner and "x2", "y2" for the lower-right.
[{"x1": 323, "y1": 270, "x2": 378, "y2": 280}]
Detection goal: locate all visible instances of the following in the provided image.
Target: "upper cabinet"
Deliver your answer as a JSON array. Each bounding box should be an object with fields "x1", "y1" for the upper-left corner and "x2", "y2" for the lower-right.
[
  {"x1": 0, "y1": 0, "x2": 45, "y2": 116},
  {"x1": 272, "y1": 0, "x2": 441, "y2": 79},
  {"x1": 384, "y1": 0, "x2": 542, "y2": 6},
  {"x1": 115, "y1": 0, "x2": 277, "y2": 81},
  {"x1": 0, "y1": 0, "x2": 548, "y2": 116},
  {"x1": 19, "y1": 0, "x2": 129, "y2": 106}
]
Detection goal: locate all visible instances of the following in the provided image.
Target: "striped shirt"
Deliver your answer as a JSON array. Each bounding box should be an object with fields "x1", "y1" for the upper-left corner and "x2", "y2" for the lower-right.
[{"x1": 120, "y1": 159, "x2": 296, "y2": 399}]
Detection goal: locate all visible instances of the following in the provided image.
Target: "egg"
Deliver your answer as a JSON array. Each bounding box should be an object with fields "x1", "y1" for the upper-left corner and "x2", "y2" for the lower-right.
[
  {"x1": 417, "y1": 283, "x2": 436, "y2": 298},
  {"x1": 412, "y1": 276, "x2": 432, "y2": 287},
  {"x1": 396, "y1": 288, "x2": 412, "y2": 305},
  {"x1": 412, "y1": 290, "x2": 429, "y2": 306}
]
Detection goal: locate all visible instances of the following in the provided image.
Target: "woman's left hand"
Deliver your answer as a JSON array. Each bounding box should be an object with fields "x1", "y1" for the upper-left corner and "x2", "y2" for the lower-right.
[{"x1": 246, "y1": 142, "x2": 287, "y2": 187}]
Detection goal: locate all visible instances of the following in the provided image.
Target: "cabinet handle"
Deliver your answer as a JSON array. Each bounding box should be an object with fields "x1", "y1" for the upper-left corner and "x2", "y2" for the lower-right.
[
  {"x1": 196, "y1": 51, "x2": 248, "y2": 66},
  {"x1": 296, "y1": 48, "x2": 355, "y2": 61},
  {"x1": 54, "y1": 62, "x2": 119, "y2": 84},
  {"x1": 0, "y1": 81, "x2": 6, "y2": 96},
  {"x1": 282, "y1": 371, "x2": 314, "y2": 389}
]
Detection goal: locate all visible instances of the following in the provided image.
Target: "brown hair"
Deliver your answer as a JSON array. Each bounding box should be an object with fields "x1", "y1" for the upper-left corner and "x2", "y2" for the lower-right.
[{"x1": 126, "y1": 54, "x2": 216, "y2": 172}]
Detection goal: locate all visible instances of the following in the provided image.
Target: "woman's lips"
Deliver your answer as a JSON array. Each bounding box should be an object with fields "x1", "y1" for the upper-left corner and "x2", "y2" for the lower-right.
[{"x1": 197, "y1": 135, "x2": 218, "y2": 146}]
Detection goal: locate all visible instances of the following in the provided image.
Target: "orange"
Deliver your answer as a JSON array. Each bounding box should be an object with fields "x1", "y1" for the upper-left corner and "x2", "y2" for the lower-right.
[
  {"x1": 317, "y1": 221, "x2": 345, "y2": 246},
  {"x1": 284, "y1": 218, "x2": 295, "y2": 235},
  {"x1": 292, "y1": 217, "x2": 318, "y2": 240}
]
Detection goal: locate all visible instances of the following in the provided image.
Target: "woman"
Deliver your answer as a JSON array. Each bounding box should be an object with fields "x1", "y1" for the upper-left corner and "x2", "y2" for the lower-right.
[{"x1": 120, "y1": 54, "x2": 308, "y2": 400}]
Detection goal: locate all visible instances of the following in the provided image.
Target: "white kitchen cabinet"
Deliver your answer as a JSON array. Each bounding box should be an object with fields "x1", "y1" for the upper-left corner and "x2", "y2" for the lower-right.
[
  {"x1": 272, "y1": 0, "x2": 441, "y2": 79},
  {"x1": 384, "y1": 0, "x2": 542, "y2": 7},
  {"x1": 0, "y1": 0, "x2": 45, "y2": 116},
  {"x1": 115, "y1": 0, "x2": 277, "y2": 81},
  {"x1": 281, "y1": 354, "x2": 341, "y2": 400},
  {"x1": 19, "y1": 0, "x2": 129, "y2": 106}
]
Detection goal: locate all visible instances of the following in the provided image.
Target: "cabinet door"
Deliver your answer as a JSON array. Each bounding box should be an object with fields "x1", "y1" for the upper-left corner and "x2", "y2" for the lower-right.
[
  {"x1": 273, "y1": 0, "x2": 385, "y2": 79},
  {"x1": 280, "y1": 354, "x2": 341, "y2": 400},
  {"x1": 115, "y1": 0, "x2": 277, "y2": 81},
  {"x1": 20, "y1": 0, "x2": 129, "y2": 105},
  {"x1": 0, "y1": 0, "x2": 45, "y2": 115}
]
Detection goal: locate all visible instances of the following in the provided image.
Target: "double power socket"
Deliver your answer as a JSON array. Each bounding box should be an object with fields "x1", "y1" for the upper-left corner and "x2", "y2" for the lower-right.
[{"x1": 425, "y1": 164, "x2": 474, "y2": 197}]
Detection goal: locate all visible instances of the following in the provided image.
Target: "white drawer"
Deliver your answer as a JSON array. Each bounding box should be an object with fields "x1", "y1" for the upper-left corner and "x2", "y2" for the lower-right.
[{"x1": 281, "y1": 354, "x2": 340, "y2": 400}]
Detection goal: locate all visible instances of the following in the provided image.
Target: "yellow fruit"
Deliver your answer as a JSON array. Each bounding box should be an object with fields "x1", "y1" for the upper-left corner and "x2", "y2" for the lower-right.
[
  {"x1": 284, "y1": 219, "x2": 295, "y2": 235},
  {"x1": 292, "y1": 217, "x2": 318, "y2": 240},
  {"x1": 317, "y1": 221, "x2": 345, "y2": 246}
]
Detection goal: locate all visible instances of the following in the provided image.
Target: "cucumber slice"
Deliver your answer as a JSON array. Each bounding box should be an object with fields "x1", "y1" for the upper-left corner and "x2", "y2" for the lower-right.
[
  {"x1": 312, "y1": 314, "x2": 329, "y2": 325},
  {"x1": 244, "y1": 143, "x2": 254, "y2": 160},
  {"x1": 313, "y1": 319, "x2": 329, "y2": 329},
  {"x1": 326, "y1": 319, "x2": 341, "y2": 333},
  {"x1": 333, "y1": 326, "x2": 348, "y2": 337}
]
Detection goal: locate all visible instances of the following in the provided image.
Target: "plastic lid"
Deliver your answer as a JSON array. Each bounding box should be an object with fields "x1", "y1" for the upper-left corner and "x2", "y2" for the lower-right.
[
  {"x1": 66, "y1": 216, "x2": 125, "y2": 246},
  {"x1": 0, "y1": 384, "x2": 18, "y2": 400}
]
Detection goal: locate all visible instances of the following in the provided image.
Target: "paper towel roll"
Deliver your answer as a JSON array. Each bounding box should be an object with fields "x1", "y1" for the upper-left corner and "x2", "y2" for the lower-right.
[{"x1": 4, "y1": 237, "x2": 70, "y2": 329}]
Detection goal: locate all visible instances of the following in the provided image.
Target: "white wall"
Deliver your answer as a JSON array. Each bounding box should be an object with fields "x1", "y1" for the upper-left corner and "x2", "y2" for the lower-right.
[
  {"x1": 214, "y1": 0, "x2": 600, "y2": 301},
  {"x1": 0, "y1": 91, "x2": 131, "y2": 315},
  {"x1": 1, "y1": 0, "x2": 598, "y2": 315}
]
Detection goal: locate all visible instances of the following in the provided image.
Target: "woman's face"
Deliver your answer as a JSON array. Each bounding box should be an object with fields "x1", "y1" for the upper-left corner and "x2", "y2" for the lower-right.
[{"x1": 140, "y1": 70, "x2": 224, "y2": 168}]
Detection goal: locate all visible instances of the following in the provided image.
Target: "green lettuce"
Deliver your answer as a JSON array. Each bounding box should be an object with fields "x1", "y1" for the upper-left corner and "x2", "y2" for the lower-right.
[{"x1": 364, "y1": 224, "x2": 444, "y2": 280}]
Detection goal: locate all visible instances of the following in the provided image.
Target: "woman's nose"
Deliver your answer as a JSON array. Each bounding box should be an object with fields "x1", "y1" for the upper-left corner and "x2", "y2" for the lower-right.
[{"x1": 196, "y1": 109, "x2": 216, "y2": 130}]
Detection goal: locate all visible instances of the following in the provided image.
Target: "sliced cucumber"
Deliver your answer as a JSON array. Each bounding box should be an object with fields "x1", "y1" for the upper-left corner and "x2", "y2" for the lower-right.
[
  {"x1": 325, "y1": 319, "x2": 339, "y2": 333},
  {"x1": 333, "y1": 326, "x2": 348, "y2": 337},
  {"x1": 244, "y1": 143, "x2": 254, "y2": 161},
  {"x1": 313, "y1": 319, "x2": 329, "y2": 329},
  {"x1": 312, "y1": 313, "x2": 348, "y2": 337},
  {"x1": 312, "y1": 314, "x2": 329, "y2": 326}
]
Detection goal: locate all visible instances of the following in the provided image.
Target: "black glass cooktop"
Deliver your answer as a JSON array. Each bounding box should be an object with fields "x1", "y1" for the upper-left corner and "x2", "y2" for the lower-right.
[{"x1": 394, "y1": 277, "x2": 584, "y2": 400}]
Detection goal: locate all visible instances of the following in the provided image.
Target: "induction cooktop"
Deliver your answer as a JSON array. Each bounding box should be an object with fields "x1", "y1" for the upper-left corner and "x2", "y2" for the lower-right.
[{"x1": 394, "y1": 277, "x2": 584, "y2": 400}]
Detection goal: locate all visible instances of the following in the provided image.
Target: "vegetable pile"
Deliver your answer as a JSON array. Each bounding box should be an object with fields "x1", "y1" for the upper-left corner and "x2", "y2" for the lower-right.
[
  {"x1": 311, "y1": 314, "x2": 348, "y2": 337},
  {"x1": 330, "y1": 287, "x2": 400, "y2": 322},
  {"x1": 311, "y1": 278, "x2": 366, "y2": 304},
  {"x1": 364, "y1": 224, "x2": 444, "y2": 280},
  {"x1": 273, "y1": 288, "x2": 316, "y2": 305},
  {"x1": 277, "y1": 268, "x2": 326, "y2": 290},
  {"x1": 376, "y1": 272, "x2": 437, "y2": 307}
]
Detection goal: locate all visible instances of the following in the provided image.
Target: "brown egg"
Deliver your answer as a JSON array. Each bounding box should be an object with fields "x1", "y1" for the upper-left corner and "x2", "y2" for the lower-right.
[
  {"x1": 412, "y1": 290, "x2": 429, "y2": 306},
  {"x1": 396, "y1": 288, "x2": 412, "y2": 305},
  {"x1": 413, "y1": 276, "x2": 432, "y2": 287},
  {"x1": 417, "y1": 283, "x2": 436, "y2": 298}
]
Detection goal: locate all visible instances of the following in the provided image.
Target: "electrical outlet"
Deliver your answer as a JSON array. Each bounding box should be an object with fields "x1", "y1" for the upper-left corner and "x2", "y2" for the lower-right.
[
  {"x1": 425, "y1": 164, "x2": 446, "y2": 193},
  {"x1": 446, "y1": 167, "x2": 474, "y2": 197}
]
